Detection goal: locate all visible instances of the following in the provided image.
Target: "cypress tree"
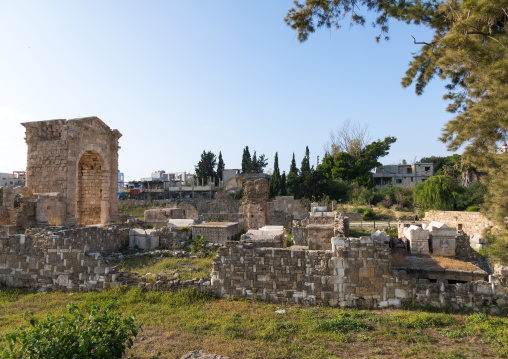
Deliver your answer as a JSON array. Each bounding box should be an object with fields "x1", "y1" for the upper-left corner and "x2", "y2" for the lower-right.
[
  {"x1": 280, "y1": 171, "x2": 287, "y2": 196},
  {"x1": 269, "y1": 152, "x2": 281, "y2": 198},
  {"x1": 216, "y1": 151, "x2": 225, "y2": 185},
  {"x1": 241, "y1": 146, "x2": 251, "y2": 173},
  {"x1": 287, "y1": 152, "x2": 299, "y2": 197},
  {"x1": 299, "y1": 146, "x2": 312, "y2": 198}
]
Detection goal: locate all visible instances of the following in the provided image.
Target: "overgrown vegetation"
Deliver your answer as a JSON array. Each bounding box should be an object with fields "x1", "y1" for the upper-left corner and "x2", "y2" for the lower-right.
[{"x1": 1, "y1": 288, "x2": 506, "y2": 358}]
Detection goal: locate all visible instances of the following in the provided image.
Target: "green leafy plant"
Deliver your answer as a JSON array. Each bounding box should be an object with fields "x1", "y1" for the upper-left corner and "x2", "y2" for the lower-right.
[
  {"x1": 188, "y1": 235, "x2": 208, "y2": 253},
  {"x1": 314, "y1": 314, "x2": 373, "y2": 333},
  {"x1": 362, "y1": 208, "x2": 376, "y2": 220},
  {"x1": 1, "y1": 303, "x2": 154, "y2": 359}
]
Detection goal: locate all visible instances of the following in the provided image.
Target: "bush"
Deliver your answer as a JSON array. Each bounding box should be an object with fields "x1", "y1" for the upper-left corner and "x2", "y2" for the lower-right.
[
  {"x1": 188, "y1": 235, "x2": 208, "y2": 252},
  {"x1": 1, "y1": 303, "x2": 154, "y2": 359},
  {"x1": 315, "y1": 315, "x2": 373, "y2": 333},
  {"x1": 362, "y1": 208, "x2": 376, "y2": 220}
]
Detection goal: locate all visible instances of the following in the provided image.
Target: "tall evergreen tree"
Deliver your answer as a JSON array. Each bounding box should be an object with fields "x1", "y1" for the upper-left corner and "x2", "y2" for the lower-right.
[
  {"x1": 301, "y1": 146, "x2": 311, "y2": 175},
  {"x1": 195, "y1": 150, "x2": 217, "y2": 185},
  {"x1": 251, "y1": 151, "x2": 258, "y2": 173},
  {"x1": 280, "y1": 171, "x2": 287, "y2": 196},
  {"x1": 299, "y1": 146, "x2": 313, "y2": 198},
  {"x1": 269, "y1": 152, "x2": 281, "y2": 198},
  {"x1": 241, "y1": 146, "x2": 251, "y2": 174},
  {"x1": 287, "y1": 153, "x2": 300, "y2": 197},
  {"x1": 216, "y1": 151, "x2": 225, "y2": 186}
]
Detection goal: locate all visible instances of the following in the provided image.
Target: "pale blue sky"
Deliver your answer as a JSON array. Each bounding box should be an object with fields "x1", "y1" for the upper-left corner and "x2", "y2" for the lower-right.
[{"x1": 0, "y1": 1, "x2": 456, "y2": 181}]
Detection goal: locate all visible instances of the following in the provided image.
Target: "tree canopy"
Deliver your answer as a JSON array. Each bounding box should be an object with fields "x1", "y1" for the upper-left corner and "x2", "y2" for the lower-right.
[
  {"x1": 195, "y1": 150, "x2": 217, "y2": 185},
  {"x1": 319, "y1": 136, "x2": 396, "y2": 188},
  {"x1": 285, "y1": 0, "x2": 508, "y2": 261},
  {"x1": 241, "y1": 146, "x2": 268, "y2": 173},
  {"x1": 285, "y1": 0, "x2": 507, "y2": 163}
]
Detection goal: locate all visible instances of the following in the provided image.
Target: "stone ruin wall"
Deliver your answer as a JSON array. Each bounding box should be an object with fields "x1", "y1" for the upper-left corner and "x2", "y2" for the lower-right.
[
  {"x1": 239, "y1": 179, "x2": 269, "y2": 230},
  {"x1": 211, "y1": 238, "x2": 508, "y2": 312},
  {"x1": 192, "y1": 224, "x2": 239, "y2": 244},
  {"x1": 424, "y1": 210, "x2": 492, "y2": 236},
  {"x1": 0, "y1": 227, "x2": 129, "y2": 291},
  {"x1": 269, "y1": 196, "x2": 308, "y2": 220}
]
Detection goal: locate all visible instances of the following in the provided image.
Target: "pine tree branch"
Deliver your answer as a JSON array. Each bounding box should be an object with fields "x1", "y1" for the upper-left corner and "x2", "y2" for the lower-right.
[{"x1": 411, "y1": 35, "x2": 435, "y2": 46}]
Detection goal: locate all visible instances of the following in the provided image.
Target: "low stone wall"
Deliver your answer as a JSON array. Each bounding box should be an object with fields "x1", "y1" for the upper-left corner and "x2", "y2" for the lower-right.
[
  {"x1": 211, "y1": 239, "x2": 508, "y2": 312},
  {"x1": 0, "y1": 227, "x2": 129, "y2": 291},
  {"x1": 42, "y1": 226, "x2": 130, "y2": 253},
  {"x1": 424, "y1": 210, "x2": 492, "y2": 236},
  {"x1": 199, "y1": 213, "x2": 243, "y2": 223}
]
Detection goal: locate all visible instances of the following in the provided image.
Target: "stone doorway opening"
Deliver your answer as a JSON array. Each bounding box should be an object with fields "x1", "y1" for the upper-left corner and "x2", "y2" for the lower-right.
[{"x1": 77, "y1": 150, "x2": 106, "y2": 226}]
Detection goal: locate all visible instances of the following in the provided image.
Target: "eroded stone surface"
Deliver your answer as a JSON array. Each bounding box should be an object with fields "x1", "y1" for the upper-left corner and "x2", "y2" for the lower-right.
[{"x1": 17, "y1": 117, "x2": 121, "y2": 227}]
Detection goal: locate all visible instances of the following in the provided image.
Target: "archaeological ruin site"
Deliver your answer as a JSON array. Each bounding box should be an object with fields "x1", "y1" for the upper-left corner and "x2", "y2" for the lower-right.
[{"x1": 1, "y1": 117, "x2": 507, "y2": 314}]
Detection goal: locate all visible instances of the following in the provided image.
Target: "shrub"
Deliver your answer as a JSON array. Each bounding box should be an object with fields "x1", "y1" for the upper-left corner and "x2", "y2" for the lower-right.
[
  {"x1": 188, "y1": 235, "x2": 208, "y2": 252},
  {"x1": 315, "y1": 315, "x2": 373, "y2": 333},
  {"x1": 362, "y1": 208, "x2": 376, "y2": 220},
  {"x1": 1, "y1": 303, "x2": 154, "y2": 359}
]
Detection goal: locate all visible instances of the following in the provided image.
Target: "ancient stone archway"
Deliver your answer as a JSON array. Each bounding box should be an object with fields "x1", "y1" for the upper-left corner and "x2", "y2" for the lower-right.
[
  {"x1": 77, "y1": 150, "x2": 106, "y2": 226},
  {"x1": 22, "y1": 117, "x2": 121, "y2": 226}
]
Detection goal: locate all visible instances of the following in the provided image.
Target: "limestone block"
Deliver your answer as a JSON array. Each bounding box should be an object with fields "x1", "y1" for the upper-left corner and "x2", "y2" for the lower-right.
[
  {"x1": 331, "y1": 237, "x2": 346, "y2": 251},
  {"x1": 404, "y1": 225, "x2": 429, "y2": 255},
  {"x1": 241, "y1": 227, "x2": 285, "y2": 248},
  {"x1": 307, "y1": 225, "x2": 334, "y2": 251},
  {"x1": 167, "y1": 219, "x2": 198, "y2": 228},
  {"x1": 470, "y1": 233, "x2": 487, "y2": 251},
  {"x1": 431, "y1": 237, "x2": 456, "y2": 257},
  {"x1": 129, "y1": 229, "x2": 160, "y2": 249},
  {"x1": 371, "y1": 230, "x2": 390, "y2": 244},
  {"x1": 404, "y1": 225, "x2": 429, "y2": 241}
]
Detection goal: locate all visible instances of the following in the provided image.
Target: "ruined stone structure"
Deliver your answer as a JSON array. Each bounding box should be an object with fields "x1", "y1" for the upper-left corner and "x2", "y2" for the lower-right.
[
  {"x1": 240, "y1": 226, "x2": 285, "y2": 248},
  {"x1": 269, "y1": 196, "x2": 308, "y2": 220},
  {"x1": 129, "y1": 229, "x2": 160, "y2": 249},
  {"x1": 292, "y1": 212, "x2": 350, "y2": 248},
  {"x1": 424, "y1": 210, "x2": 492, "y2": 236},
  {"x1": 307, "y1": 225, "x2": 335, "y2": 250},
  {"x1": 192, "y1": 222, "x2": 239, "y2": 244},
  {"x1": 144, "y1": 207, "x2": 184, "y2": 225},
  {"x1": 211, "y1": 237, "x2": 507, "y2": 312},
  {"x1": 239, "y1": 179, "x2": 269, "y2": 229},
  {"x1": 0, "y1": 227, "x2": 129, "y2": 291},
  {"x1": 21, "y1": 117, "x2": 121, "y2": 227}
]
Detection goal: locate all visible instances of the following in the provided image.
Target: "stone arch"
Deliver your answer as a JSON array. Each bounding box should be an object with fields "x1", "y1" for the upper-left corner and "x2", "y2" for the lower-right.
[
  {"x1": 0, "y1": 186, "x2": 34, "y2": 226},
  {"x1": 76, "y1": 150, "x2": 108, "y2": 226},
  {"x1": 3, "y1": 186, "x2": 32, "y2": 211}
]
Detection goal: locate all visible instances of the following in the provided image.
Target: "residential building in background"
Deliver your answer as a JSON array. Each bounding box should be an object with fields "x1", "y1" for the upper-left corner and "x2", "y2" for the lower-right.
[
  {"x1": 0, "y1": 171, "x2": 26, "y2": 187},
  {"x1": 372, "y1": 160, "x2": 433, "y2": 188}
]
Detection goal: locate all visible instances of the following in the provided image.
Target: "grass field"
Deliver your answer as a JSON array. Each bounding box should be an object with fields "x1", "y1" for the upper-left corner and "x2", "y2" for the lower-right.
[{"x1": 1, "y1": 286, "x2": 507, "y2": 359}]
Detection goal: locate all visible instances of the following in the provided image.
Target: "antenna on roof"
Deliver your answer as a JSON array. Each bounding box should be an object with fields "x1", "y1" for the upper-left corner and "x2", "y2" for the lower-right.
[{"x1": 412, "y1": 156, "x2": 417, "y2": 164}]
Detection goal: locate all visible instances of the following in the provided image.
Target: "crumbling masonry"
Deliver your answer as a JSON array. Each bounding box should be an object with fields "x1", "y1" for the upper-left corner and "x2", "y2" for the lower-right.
[{"x1": 16, "y1": 117, "x2": 121, "y2": 227}]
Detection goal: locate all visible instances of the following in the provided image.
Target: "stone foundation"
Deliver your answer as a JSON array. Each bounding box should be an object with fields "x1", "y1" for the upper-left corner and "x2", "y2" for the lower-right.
[{"x1": 192, "y1": 222, "x2": 239, "y2": 244}]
